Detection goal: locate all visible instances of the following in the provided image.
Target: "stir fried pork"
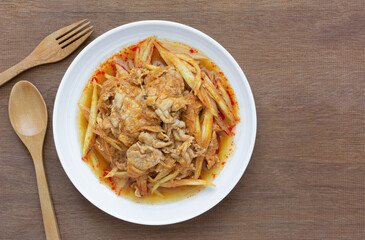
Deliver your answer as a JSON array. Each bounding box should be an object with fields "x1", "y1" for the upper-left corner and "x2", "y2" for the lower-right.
[
  {"x1": 93, "y1": 66, "x2": 218, "y2": 196},
  {"x1": 81, "y1": 38, "x2": 239, "y2": 198}
]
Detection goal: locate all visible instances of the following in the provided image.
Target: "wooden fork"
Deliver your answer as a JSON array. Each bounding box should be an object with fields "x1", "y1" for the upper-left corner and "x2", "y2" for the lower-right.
[{"x1": 0, "y1": 19, "x2": 93, "y2": 87}]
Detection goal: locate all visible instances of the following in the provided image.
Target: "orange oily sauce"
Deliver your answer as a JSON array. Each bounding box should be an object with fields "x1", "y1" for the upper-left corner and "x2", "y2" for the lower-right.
[{"x1": 77, "y1": 39, "x2": 239, "y2": 204}]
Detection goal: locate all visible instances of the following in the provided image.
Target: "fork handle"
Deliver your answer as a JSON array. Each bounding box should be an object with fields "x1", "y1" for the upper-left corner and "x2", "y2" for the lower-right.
[{"x1": 0, "y1": 54, "x2": 38, "y2": 87}]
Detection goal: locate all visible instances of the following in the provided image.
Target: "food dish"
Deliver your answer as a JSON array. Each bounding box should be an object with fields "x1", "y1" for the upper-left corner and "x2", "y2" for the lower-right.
[
  {"x1": 78, "y1": 36, "x2": 240, "y2": 201},
  {"x1": 53, "y1": 20, "x2": 256, "y2": 225}
]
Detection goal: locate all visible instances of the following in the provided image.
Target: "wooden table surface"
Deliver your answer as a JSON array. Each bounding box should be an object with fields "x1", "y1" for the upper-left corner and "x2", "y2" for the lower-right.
[{"x1": 1, "y1": 1, "x2": 364, "y2": 239}]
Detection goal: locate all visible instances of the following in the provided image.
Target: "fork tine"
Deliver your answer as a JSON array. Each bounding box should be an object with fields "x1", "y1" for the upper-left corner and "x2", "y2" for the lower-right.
[
  {"x1": 61, "y1": 28, "x2": 94, "y2": 53},
  {"x1": 60, "y1": 26, "x2": 93, "y2": 48},
  {"x1": 57, "y1": 21, "x2": 91, "y2": 44},
  {"x1": 54, "y1": 19, "x2": 88, "y2": 40}
]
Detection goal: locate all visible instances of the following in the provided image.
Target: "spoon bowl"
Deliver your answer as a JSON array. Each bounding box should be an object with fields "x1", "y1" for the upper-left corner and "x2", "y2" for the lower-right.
[
  {"x1": 9, "y1": 81, "x2": 47, "y2": 137},
  {"x1": 9, "y1": 80, "x2": 60, "y2": 240}
]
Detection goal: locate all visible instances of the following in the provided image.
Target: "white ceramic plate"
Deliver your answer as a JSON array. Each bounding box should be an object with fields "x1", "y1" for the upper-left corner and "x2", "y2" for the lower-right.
[{"x1": 53, "y1": 20, "x2": 256, "y2": 225}]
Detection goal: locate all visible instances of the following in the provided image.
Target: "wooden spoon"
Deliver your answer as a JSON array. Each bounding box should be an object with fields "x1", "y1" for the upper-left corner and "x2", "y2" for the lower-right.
[{"x1": 9, "y1": 81, "x2": 61, "y2": 240}]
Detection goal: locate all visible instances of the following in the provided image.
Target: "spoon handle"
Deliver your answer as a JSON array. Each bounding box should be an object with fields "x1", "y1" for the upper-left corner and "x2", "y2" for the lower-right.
[
  {"x1": 0, "y1": 54, "x2": 37, "y2": 87},
  {"x1": 32, "y1": 151, "x2": 61, "y2": 240}
]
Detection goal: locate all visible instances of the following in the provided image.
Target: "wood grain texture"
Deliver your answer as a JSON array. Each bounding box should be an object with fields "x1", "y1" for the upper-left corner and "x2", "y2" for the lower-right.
[{"x1": 0, "y1": 0, "x2": 364, "y2": 239}]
